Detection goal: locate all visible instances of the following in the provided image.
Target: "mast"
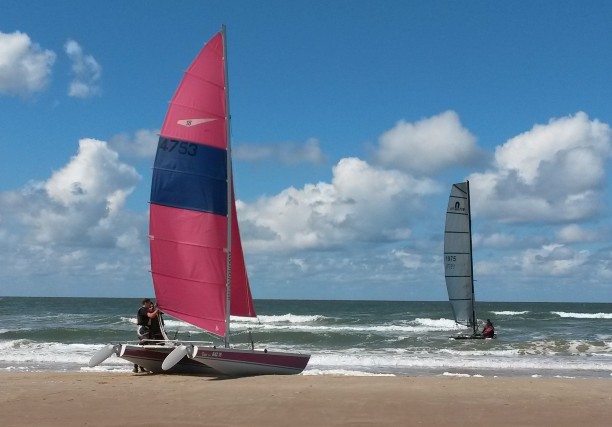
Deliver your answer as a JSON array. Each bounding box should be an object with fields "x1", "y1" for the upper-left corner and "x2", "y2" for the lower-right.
[
  {"x1": 466, "y1": 180, "x2": 477, "y2": 335},
  {"x1": 222, "y1": 24, "x2": 233, "y2": 348}
]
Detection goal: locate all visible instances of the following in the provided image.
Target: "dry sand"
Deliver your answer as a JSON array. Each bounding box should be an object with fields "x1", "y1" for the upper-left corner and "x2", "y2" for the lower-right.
[{"x1": 1, "y1": 372, "x2": 611, "y2": 427}]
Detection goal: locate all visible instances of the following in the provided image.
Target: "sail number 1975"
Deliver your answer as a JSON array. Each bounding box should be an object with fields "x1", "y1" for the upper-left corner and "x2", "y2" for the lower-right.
[{"x1": 445, "y1": 255, "x2": 456, "y2": 270}]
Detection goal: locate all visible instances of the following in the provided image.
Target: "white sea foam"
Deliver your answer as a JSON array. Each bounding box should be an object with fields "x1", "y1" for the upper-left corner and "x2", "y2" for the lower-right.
[
  {"x1": 442, "y1": 372, "x2": 470, "y2": 377},
  {"x1": 0, "y1": 328, "x2": 33, "y2": 334},
  {"x1": 228, "y1": 317, "x2": 462, "y2": 334},
  {"x1": 124, "y1": 314, "x2": 327, "y2": 327},
  {"x1": 0, "y1": 340, "x2": 129, "y2": 371},
  {"x1": 124, "y1": 314, "x2": 330, "y2": 334},
  {"x1": 240, "y1": 314, "x2": 327, "y2": 323},
  {"x1": 306, "y1": 349, "x2": 612, "y2": 375},
  {"x1": 512, "y1": 339, "x2": 612, "y2": 357},
  {"x1": 230, "y1": 323, "x2": 454, "y2": 334},
  {"x1": 437, "y1": 348, "x2": 521, "y2": 357},
  {"x1": 413, "y1": 318, "x2": 463, "y2": 330},
  {"x1": 81, "y1": 365, "x2": 132, "y2": 373},
  {"x1": 442, "y1": 372, "x2": 484, "y2": 378},
  {"x1": 303, "y1": 369, "x2": 395, "y2": 376},
  {"x1": 490, "y1": 311, "x2": 530, "y2": 316},
  {"x1": 552, "y1": 312, "x2": 612, "y2": 319},
  {"x1": 2, "y1": 339, "x2": 611, "y2": 377},
  {"x1": 120, "y1": 316, "x2": 138, "y2": 324},
  {"x1": 126, "y1": 313, "x2": 463, "y2": 335}
]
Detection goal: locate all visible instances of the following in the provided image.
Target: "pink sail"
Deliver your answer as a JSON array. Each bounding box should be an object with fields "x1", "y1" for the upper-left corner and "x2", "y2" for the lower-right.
[{"x1": 149, "y1": 31, "x2": 256, "y2": 338}]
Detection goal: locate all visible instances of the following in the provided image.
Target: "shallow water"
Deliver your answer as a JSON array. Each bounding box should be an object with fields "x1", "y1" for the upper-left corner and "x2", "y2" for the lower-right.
[{"x1": 1, "y1": 297, "x2": 611, "y2": 378}]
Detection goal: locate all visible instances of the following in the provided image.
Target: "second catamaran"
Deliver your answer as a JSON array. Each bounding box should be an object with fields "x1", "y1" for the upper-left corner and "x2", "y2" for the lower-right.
[{"x1": 443, "y1": 181, "x2": 490, "y2": 339}]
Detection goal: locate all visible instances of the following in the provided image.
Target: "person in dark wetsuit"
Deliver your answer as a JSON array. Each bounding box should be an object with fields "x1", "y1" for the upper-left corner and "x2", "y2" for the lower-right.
[
  {"x1": 137, "y1": 298, "x2": 160, "y2": 341},
  {"x1": 148, "y1": 303, "x2": 164, "y2": 342},
  {"x1": 133, "y1": 298, "x2": 161, "y2": 372},
  {"x1": 482, "y1": 319, "x2": 495, "y2": 338}
]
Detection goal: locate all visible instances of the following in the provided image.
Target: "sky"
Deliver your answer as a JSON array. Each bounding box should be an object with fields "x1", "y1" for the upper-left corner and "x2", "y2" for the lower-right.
[{"x1": 1, "y1": 1, "x2": 612, "y2": 302}]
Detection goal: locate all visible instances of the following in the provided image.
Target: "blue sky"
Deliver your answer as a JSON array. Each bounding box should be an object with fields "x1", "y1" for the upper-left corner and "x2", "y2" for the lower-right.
[{"x1": 1, "y1": 1, "x2": 612, "y2": 302}]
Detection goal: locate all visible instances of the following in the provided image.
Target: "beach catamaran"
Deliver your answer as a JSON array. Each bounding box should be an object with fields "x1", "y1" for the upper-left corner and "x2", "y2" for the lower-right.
[
  {"x1": 89, "y1": 26, "x2": 310, "y2": 375},
  {"x1": 443, "y1": 181, "x2": 490, "y2": 339}
]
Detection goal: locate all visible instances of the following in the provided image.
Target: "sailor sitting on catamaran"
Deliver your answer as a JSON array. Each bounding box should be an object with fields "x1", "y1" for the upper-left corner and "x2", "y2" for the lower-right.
[{"x1": 482, "y1": 319, "x2": 495, "y2": 338}]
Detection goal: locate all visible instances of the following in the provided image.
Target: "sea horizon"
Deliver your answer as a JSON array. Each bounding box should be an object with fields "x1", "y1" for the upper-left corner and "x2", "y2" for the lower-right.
[{"x1": 2, "y1": 295, "x2": 609, "y2": 304}]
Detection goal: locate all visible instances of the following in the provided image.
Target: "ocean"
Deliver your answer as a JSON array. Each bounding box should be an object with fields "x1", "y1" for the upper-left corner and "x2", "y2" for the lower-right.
[{"x1": 1, "y1": 297, "x2": 611, "y2": 379}]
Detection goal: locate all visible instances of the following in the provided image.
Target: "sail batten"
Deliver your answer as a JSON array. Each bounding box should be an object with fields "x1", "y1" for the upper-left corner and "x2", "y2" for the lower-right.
[
  {"x1": 180, "y1": 70, "x2": 226, "y2": 88},
  {"x1": 161, "y1": 101, "x2": 225, "y2": 119}
]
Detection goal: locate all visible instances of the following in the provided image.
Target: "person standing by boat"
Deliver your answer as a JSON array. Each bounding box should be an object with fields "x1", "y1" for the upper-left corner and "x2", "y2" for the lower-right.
[
  {"x1": 148, "y1": 301, "x2": 164, "y2": 342},
  {"x1": 482, "y1": 319, "x2": 495, "y2": 338},
  {"x1": 137, "y1": 298, "x2": 160, "y2": 341},
  {"x1": 133, "y1": 298, "x2": 160, "y2": 372}
]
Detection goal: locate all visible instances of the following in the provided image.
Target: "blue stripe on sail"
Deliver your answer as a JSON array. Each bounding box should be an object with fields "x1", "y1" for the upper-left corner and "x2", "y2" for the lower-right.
[{"x1": 151, "y1": 137, "x2": 227, "y2": 215}]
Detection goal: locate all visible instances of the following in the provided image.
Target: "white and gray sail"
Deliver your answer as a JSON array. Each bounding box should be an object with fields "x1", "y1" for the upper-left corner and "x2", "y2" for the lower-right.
[{"x1": 444, "y1": 181, "x2": 476, "y2": 330}]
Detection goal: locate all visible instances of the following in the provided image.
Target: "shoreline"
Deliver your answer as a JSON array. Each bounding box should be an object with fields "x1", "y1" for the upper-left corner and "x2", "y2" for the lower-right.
[{"x1": 1, "y1": 372, "x2": 611, "y2": 426}]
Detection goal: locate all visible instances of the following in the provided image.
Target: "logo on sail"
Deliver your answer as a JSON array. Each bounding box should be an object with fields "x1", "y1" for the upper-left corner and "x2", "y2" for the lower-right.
[
  {"x1": 177, "y1": 118, "x2": 216, "y2": 127},
  {"x1": 452, "y1": 201, "x2": 465, "y2": 212}
]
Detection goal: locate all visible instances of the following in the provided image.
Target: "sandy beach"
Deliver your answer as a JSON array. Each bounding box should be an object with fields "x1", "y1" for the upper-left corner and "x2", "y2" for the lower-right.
[{"x1": 1, "y1": 372, "x2": 610, "y2": 427}]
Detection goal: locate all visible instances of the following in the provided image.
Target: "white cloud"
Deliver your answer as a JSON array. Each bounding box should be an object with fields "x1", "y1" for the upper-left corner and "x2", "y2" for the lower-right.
[
  {"x1": 476, "y1": 232, "x2": 515, "y2": 248},
  {"x1": 393, "y1": 249, "x2": 421, "y2": 269},
  {"x1": 289, "y1": 258, "x2": 308, "y2": 272},
  {"x1": 109, "y1": 129, "x2": 160, "y2": 158},
  {"x1": 474, "y1": 259, "x2": 505, "y2": 276},
  {"x1": 469, "y1": 112, "x2": 611, "y2": 223},
  {"x1": 239, "y1": 157, "x2": 440, "y2": 251},
  {"x1": 45, "y1": 139, "x2": 137, "y2": 210},
  {"x1": 494, "y1": 112, "x2": 610, "y2": 185},
  {"x1": 375, "y1": 110, "x2": 482, "y2": 174},
  {"x1": 1, "y1": 107, "x2": 611, "y2": 301},
  {"x1": 1, "y1": 138, "x2": 141, "y2": 247},
  {"x1": 234, "y1": 137, "x2": 326, "y2": 165},
  {"x1": 520, "y1": 244, "x2": 589, "y2": 276},
  {"x1": 556, "y1": 224, "x2": 598, "y2": 243},
  {"x1": 0, "y1": 31, "x2": 56, "y2": 96},
  {"x1": 64, "y1": 39, "x2": 101, "y2": 98},
  {"x1": 0, "y1": 138, "x2": 150, "y2": 295},
  {"x1": 594, "y1": 259, "x2": 612, "y2": 281}
]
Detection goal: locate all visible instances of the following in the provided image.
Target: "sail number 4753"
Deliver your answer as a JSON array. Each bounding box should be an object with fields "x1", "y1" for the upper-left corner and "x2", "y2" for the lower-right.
[{"x1": 158, "y1": 139, "x2": 198, "y2": 156}]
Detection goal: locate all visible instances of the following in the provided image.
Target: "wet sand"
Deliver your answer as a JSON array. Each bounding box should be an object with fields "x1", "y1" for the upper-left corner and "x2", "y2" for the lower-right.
[{"x1": 1, "y1": 372, "x2": 611, "y2": 426}]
